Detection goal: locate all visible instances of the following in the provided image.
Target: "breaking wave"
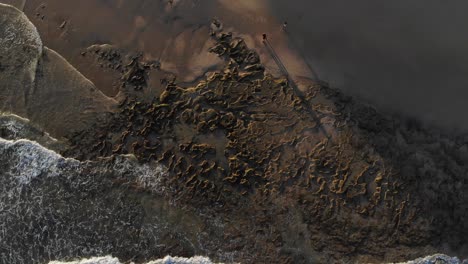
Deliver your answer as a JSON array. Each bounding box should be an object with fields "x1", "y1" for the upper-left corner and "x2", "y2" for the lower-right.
[
  {"x1": 0, "y1": 112, "x2": 465, "y2": 264},
  {"x1": 48, "y1": 255, "x2": 219, "y2": 264},
  {"x1": 0, "y1": 138, "x2": 80, "y2": 184},
  {"x1": 44, "y1": 253, "x2": 468, "y2": 264},
  {"x1": 0, "y1": 114, "x2": 238, "y2": 264},
  {"x1": 0, "y1": 137, "x2": 166, "y2": 192},
  {"x1": 0, "y1": 125, "x2": 179, "y2": 263},
  {"x1": 394, "y1": 254, "x2": 467, "y2": 264}
]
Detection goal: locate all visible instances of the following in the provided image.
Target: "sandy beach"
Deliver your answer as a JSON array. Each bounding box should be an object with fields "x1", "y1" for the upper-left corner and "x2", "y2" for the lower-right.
[{"x1": 1, "y1": 1, "x2": 468, "y2": 263}]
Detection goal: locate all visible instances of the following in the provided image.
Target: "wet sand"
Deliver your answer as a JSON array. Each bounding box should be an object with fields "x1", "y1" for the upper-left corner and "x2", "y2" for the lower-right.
[
  {"x1": 268, "y1": 0, "x2": 468, "y2": 130},
  {"x1": 2, "y1": 1, "x2": 468, "y2": 263},
  {"x1": 0, "y1": 3, "x2": 115, "y2": 138},
  {"x1": 23, "y1": 0, "x2": 225, "y2": 97},
  {"x1": 22, "y1": 0, "x2": 318, "y2": 96},
  {"x1": 20, "y1": 0, "x2": 468, "y2": 130}
]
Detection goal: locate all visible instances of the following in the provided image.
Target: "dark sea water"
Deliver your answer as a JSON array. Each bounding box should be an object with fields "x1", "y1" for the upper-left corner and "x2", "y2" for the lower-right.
[
  {"x1": 0, "y1": 114, "x2": 223, "y2": 264},
  {"x1": 2, "y1": 1, "x2": 468, "y2": 263}
]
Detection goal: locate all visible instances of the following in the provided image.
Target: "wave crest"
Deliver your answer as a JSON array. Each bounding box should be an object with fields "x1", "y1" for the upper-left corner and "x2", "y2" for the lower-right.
[{"x1": 48, "y1": 255, "x2": 220, "y2": 264}]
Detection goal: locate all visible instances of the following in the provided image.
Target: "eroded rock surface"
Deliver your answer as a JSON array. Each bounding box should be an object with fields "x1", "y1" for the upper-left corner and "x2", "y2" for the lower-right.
[
  {"x1": 1, "y1": 3, "x2": 468, "y2": 264},
  {"x1": 66, "y1": 30, "x2": 468, "y2": 263},
  {"x1": 0, "y1": 136, "x2": 227, "y2": 264}
]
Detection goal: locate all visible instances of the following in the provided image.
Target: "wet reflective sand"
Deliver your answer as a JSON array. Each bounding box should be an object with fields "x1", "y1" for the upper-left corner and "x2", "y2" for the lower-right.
[{"x1": 1, "y1": 1, "x2": 468, "y2": 263}]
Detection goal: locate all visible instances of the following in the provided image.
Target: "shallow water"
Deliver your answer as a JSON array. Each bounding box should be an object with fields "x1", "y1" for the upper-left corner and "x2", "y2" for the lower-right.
[{"x1": 2, "y1": 1, "x2": 468, "y2": 263}]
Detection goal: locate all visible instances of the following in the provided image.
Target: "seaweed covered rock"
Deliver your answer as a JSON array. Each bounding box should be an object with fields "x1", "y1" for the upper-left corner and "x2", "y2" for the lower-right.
[{"x1": 0, "y1": 136, "x2": 230, "y2": 264}]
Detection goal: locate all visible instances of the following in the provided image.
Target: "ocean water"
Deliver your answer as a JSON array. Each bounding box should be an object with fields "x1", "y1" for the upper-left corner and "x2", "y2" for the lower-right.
[
  {"x1": 0, "y1": 116, "x2": 465, "y2": 264},
  {"x1": 0, "y1": 115, "x2": 180, "y2": 263},
  {"x1": 48, "y1": 255, "x2": 219, "y2": 264},
  {"x1": 44, "y1": 254, "x2": 468, "y2": 264}
]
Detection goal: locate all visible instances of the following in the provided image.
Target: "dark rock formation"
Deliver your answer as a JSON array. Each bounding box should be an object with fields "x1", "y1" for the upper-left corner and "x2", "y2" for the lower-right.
[
  {"x1": 1, "y1": 4, "x2": 468, "y2": 264},
  {"x1": 67, "y1": 29, "x2": 468, "y2": 263}
]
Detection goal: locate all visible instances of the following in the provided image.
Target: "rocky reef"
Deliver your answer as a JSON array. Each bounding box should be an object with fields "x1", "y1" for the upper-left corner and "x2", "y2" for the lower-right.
[
  {"x1": 0, "y1": 120, "x2": 225, "y2": 264},
  {"x1": 65, "y1": 27, "x2": 468, "y2": 263},
  {"x1": 1, "y1": 2, "x2": 468, "y2": 264}
]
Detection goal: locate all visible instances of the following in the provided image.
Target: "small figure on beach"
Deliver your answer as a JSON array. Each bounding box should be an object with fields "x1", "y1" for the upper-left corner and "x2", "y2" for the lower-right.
[
  {"x1": 212, "y1": 18, "x2": 221, "y2": 28},
  {"x1": 262, "y1": 33, "x2": 267, "y2": 42},
  {"x1": 210, "y1": 18, "x2": 222, "y2": 36},
  {"x1": 282, "y1": 21, "x2": 288, "y2": 31}
]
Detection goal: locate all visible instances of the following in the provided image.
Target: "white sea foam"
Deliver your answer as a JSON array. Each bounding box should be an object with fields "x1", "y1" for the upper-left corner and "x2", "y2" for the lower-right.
[
  {"x1": 48, "y1": 255, "x2": 220, "y2": 264},
  {"x1": 48, "y1": 256, "x2": 121, "y2": 264},
  {"x1": 0, "y1": 138, "x2": 80, "y2": 184},
  {"x1": 0, "y1": 111, "x2": 168, "y2": 189},
  {"x1": 0, "y1": 137, "x2": 168, "y2": 192},
  {"x1": 112, "y1": 155, "x2": 168, "y2": 194},
  {"x1": 0, "y1": 113, "x2": 29, "y2": 137},
  {"x1": 46, "y1": 254, "x2": 468, "y2": 264},
  {"x1": 392, "y1": 254, "x2": 466, "y2": 264},
  {"x1": 0, "y1": 112, "x2": 60, "y2": 142}
]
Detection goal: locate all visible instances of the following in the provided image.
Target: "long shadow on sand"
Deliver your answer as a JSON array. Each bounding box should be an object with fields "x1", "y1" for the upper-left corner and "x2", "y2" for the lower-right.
[{"x1": 263, "y1": 38, "x2": 330, "y2": 139}]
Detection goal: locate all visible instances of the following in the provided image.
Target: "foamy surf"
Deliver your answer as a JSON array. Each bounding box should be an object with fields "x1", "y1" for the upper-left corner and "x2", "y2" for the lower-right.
[
  {"x1": 0, "y1": 137, "x2": 167, "y2": 192},
  {"x1": 48, "y1": 255, "x2": 220, "y2": 264},
  {"x1": 0, "y1": 137, "x2": 80, "y2": 184},
  {"x1": 45, "y1": 253, "x2": 468, "y2": 264},
  {"x1": 393, "y1": 254, "x2": 467, "y2": 264},
  {"x1": 0, "y1": 133, "x2": 183, "y2": 264}
]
